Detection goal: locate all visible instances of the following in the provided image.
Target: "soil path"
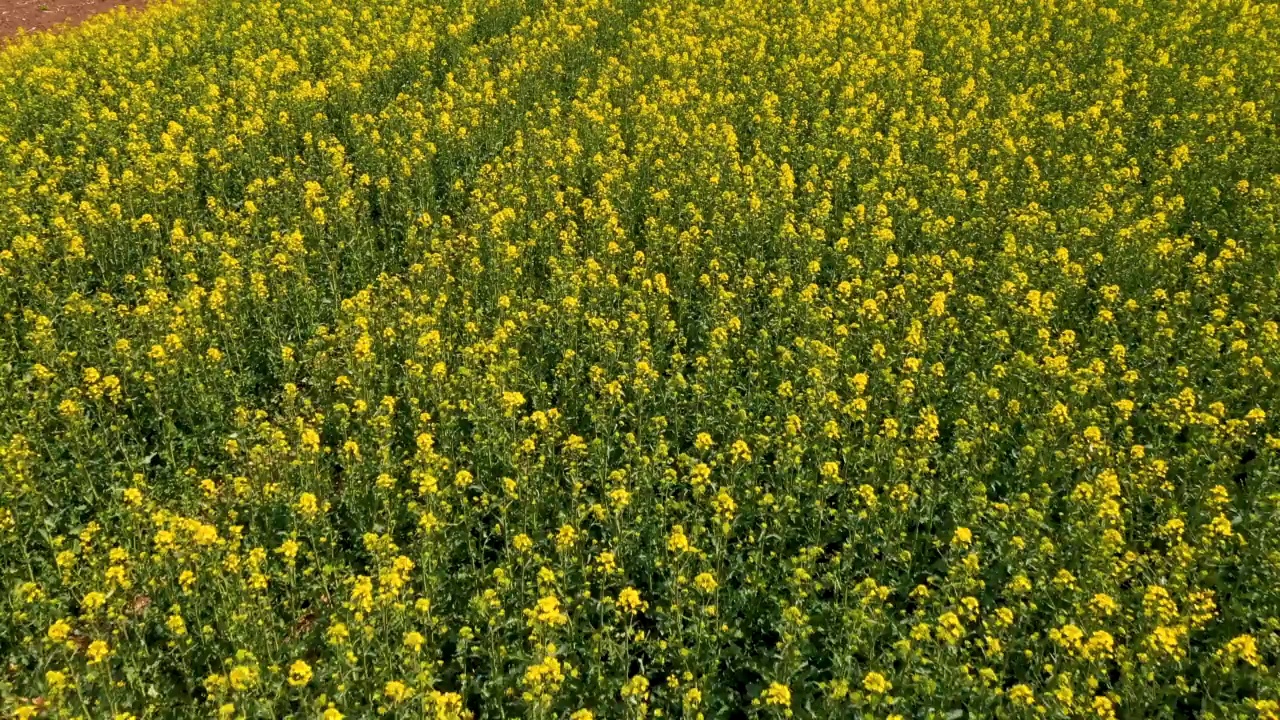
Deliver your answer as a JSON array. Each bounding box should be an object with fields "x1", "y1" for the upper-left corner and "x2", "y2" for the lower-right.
[{"x1": 1, "y1": 0, "x2": 146, "y2": 41}]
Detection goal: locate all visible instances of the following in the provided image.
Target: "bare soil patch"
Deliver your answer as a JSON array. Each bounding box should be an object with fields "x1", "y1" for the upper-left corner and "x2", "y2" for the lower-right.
[{"x1": 0, "y1": 0, "x2": 146, "y2": 40}]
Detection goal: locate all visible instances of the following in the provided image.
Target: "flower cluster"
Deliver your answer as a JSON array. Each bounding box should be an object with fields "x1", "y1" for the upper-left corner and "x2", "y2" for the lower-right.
[{"x1": 2, "y1": 0, "x2": 1280, "y2": 717}]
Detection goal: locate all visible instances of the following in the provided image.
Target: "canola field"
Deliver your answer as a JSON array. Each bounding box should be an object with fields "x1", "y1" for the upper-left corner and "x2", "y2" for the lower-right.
[{"x1": 2, "y1": 0, "x2": 1280, "y2": 717}]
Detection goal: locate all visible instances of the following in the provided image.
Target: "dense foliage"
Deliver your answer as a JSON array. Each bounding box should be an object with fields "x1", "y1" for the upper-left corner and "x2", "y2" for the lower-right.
[{"x1": 2, "y1": 0, "x2": 1280, "y2": 717}]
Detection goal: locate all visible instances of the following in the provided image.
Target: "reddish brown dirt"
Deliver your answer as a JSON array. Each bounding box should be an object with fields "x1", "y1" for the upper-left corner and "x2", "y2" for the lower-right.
[{"x1": 0, "y1": 0, "x2": 146, "y2": 40}]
